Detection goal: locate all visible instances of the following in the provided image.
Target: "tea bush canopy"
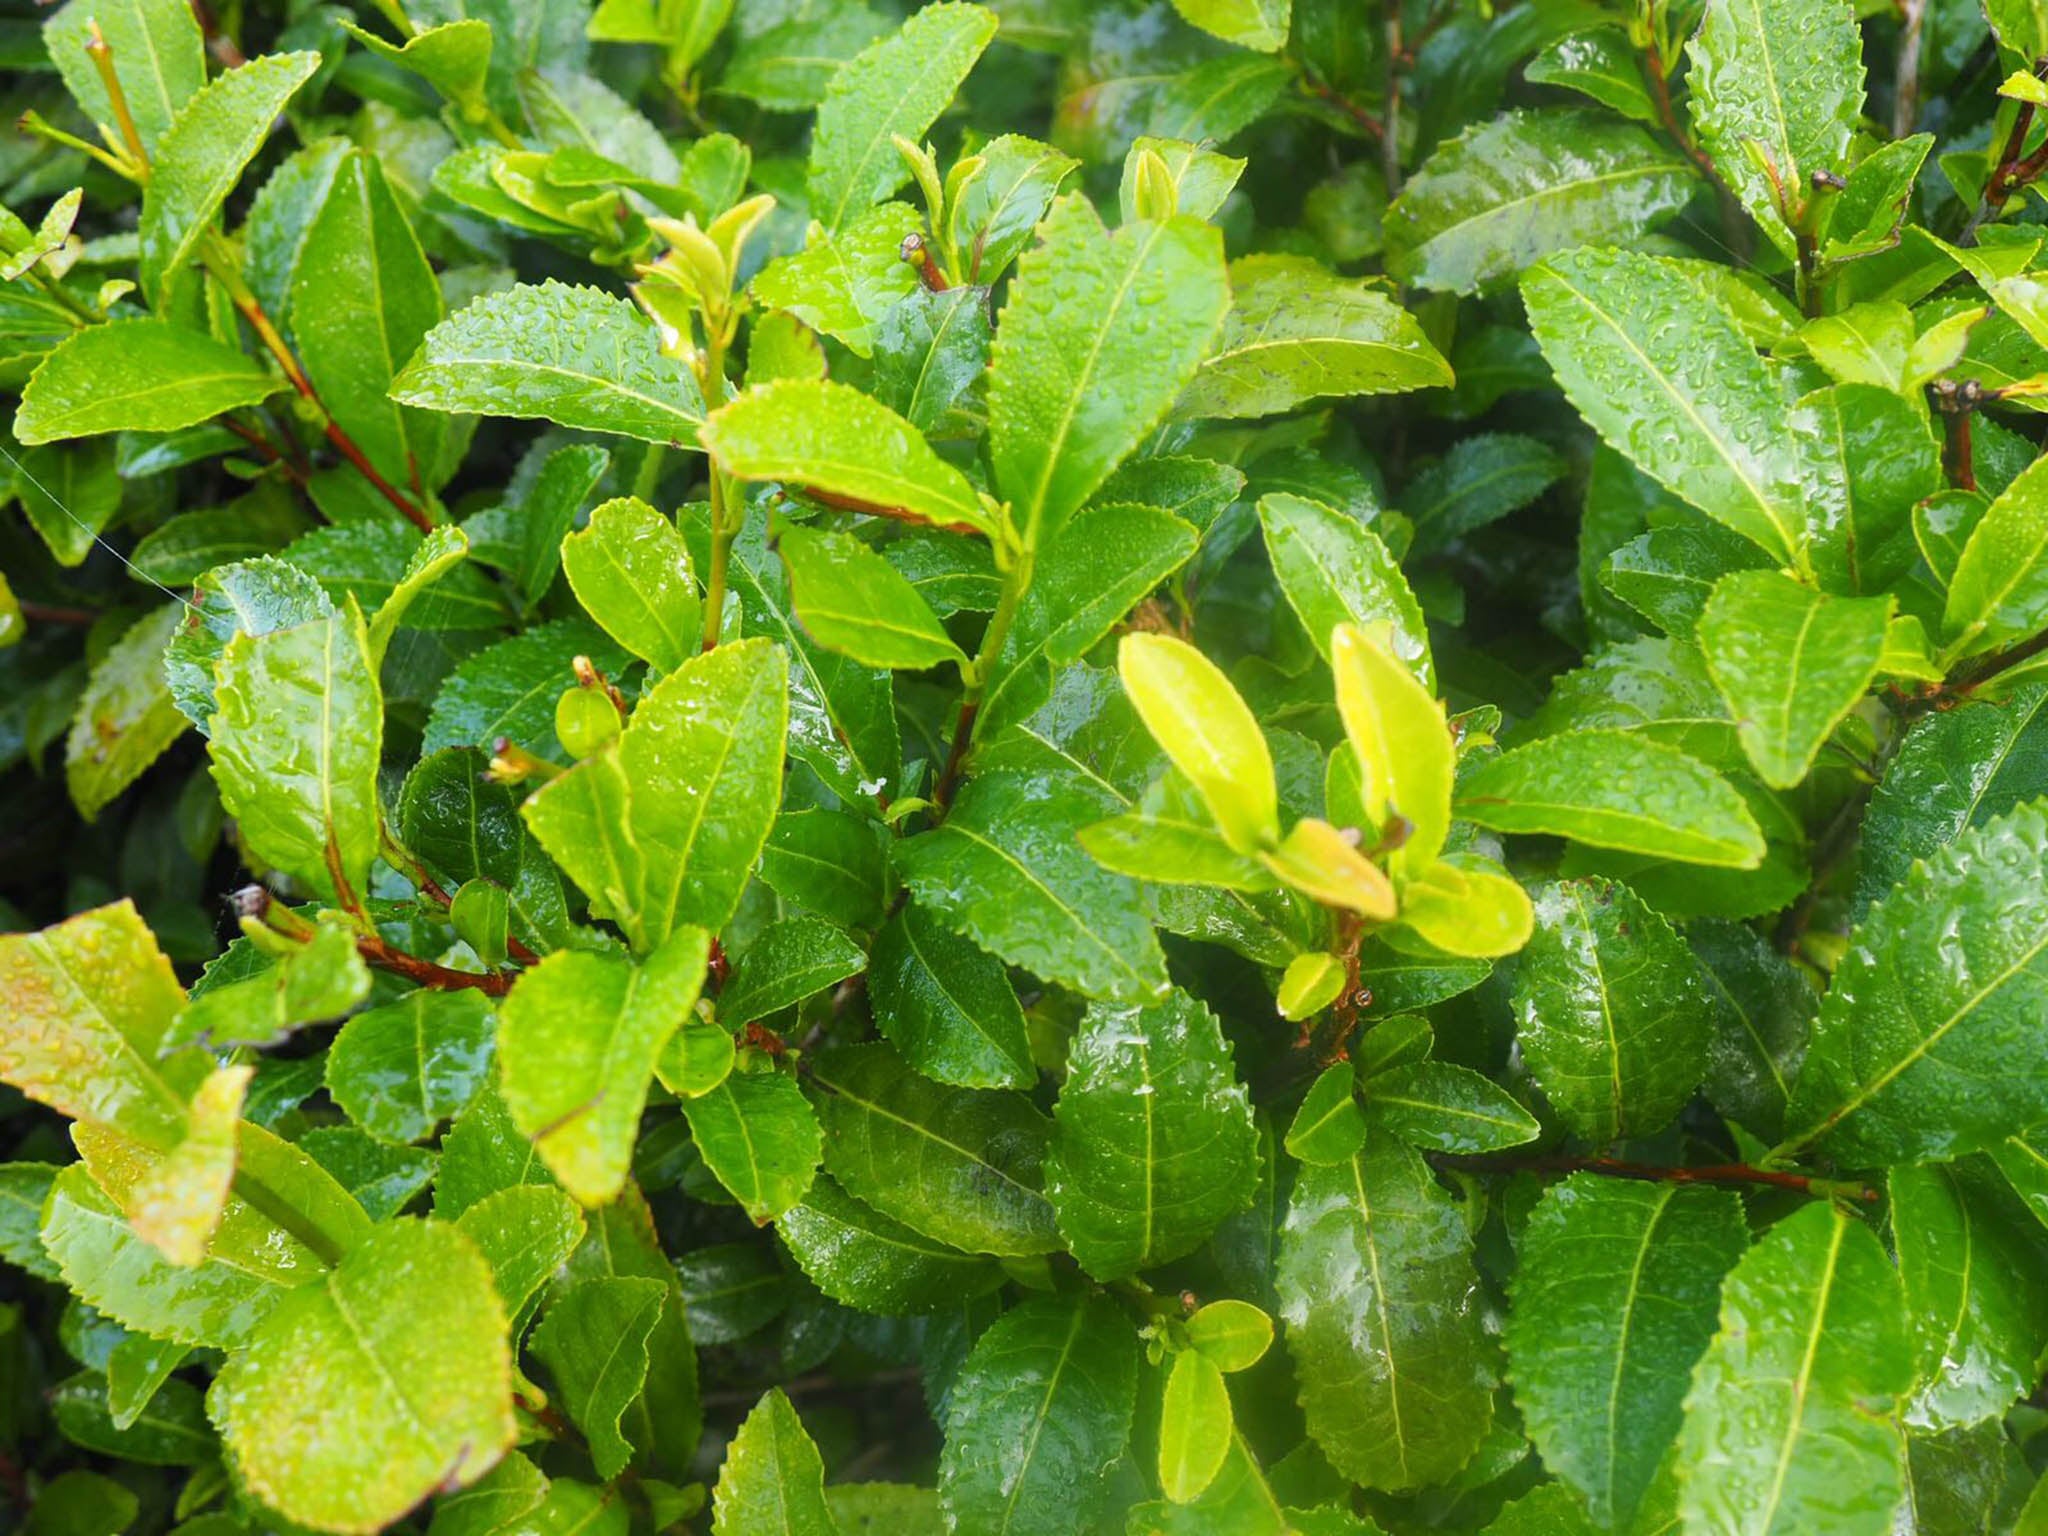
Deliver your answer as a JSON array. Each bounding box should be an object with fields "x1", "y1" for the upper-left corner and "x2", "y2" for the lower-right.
[{"x1": 7, "y1": 0, "x2": 2048, "y2": 1532}]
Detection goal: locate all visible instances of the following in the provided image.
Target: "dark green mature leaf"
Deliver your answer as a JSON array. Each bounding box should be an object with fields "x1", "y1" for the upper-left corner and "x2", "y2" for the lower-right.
[
  {"x1": 15, "y1": 322, "x2": 282, "y2": 444},
  {"x1": 872, "y1": 285, "x2": 992, "y2": 433},
  {"x1": 392, "y1": 281, "x2": 706, "y2": 444},
  {"x1": 1388, "y1": 111, "x2": 1694, "y2": 295},
  {"x1": 1677, "y1": 1203, "x2": 1911, "y2": 1536},
  {"x1": 750, "y1": 204, "x2": 922, "y2": 358},
  {"x1": 1512, "y1": 879, "x2": 1711, "y2": 1144},
  {"x1": 1277, "y1": 1129, "x2": 1494, "y2": 1491},
  {"x1": 868, "y1": 903, "x2": 1034, "y2": 1089},
  {"x1": 1943, "y1": 452, "x2": 2048, "y2": 660},
  {"x1": 1693, "y1": 919, "x2": 1816, "y2": 1142},
  {"x1": 809, "y1": 1042, "x2": 1058, "y2": 1256},
  {"x1": 713, "y1": 1388, "x2": 839, "y2": 1536},
  {"x1": 422, "y1": 619, "x2": 629, "y2": 760},
  {"x1": 937, "y1": 1293, "x2": 1140, "y2": 1536},
  {"x1": 531, "y1": 1277, "x2": 665, "y2": 1480},
  {"x1": 1783, "y1": 802, "x2": 2048, "y2": 1165},
  {"x1": 1361, "y1": 1062, "x2": 1539, "y2": 1153},
  {"x1": 988, "y1": 196, "x2": 1228, "y2": 551},
  {"x1": 326, "y1": 991, "x2": 496, "y2": 1145},
  {"x1": 1045, "y1": 989, "x2": 1257, "y2": 1280},
  {"x1": 1405, "y1": 432, "x2": 1568, "y2": 554},
  {"x1": 1507, "y1": 1177, "x2": 1748, "y2": 1527},
  {"x1": 717, "y1": 917, "x2": 866, "y2": 1027},
  {"x1": 679, "y1": 1070, "x2": 822, "y2": 1223},
  {"x1": 777, "y1": 1174, "x2": 1003, "y2": 1314}
]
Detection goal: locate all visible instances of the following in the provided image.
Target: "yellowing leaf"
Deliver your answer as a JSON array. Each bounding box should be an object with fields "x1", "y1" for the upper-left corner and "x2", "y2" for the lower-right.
[
  {"x1": 1118, "y1": 632, "x2": 1278, "y2": 853},
  {"x1": 1331, "y1": 621, "x2": 1452, "y2": 877}
]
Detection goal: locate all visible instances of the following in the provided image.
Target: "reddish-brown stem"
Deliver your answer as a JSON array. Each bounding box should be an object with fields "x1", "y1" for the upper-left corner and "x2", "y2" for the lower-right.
[
  {"x1": 356, "y1": 933, "x2": 515, "y2": 997},
  {"x1": 188, "y1": 0, "x2": 248, "y2": 67},
  {"x1": 799, "y1": 484, "x2": 982, "y2": 537},
  {"x1": 1955, "y1": 626, "x2": 2048, "y2": 694},
  {"x1": 1934, "y1": 378, "x2": 1982, "y2": 491},
  {"x1": 932, "y1": 701, "x2": 978, "y2": 811},
  {"x1": 901, "y1": 233, "x2": 950, "y2": 291},
  {"x1": 1316, "y1": 913, "x2": 1368, "y2": 1065},
  {"x1": 1298, "y1": 76, "x2": 1385, "y2": 140},
  {"x1": 1433, "y1": 1152, "x2": 1878, "y2": 1202},
  {"x1": 220, "y1": 414, "x2": 309, "y2": 486},
  {"x1": 1964, "y1": 59, "x2": 2048, "y2": 241},
  {"x1": 19, "y1": 600, "x2": 98, "y2": 626}
]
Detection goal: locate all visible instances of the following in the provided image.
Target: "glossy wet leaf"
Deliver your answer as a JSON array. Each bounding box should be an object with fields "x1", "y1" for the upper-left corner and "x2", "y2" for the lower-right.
[
  {"x1": 712, "y1": 1387, "x2": 839, "y2": 1536},
  {"x1": 531, "y1": 1276, "x2": 665, "y2": 1480},
  {"x1": 1118, "y1": 632, "x2": 1277, "y2": 854},
  {"x1": 325, "y1": 990, "x2": 496, "y2": 1145},
  {"x1": 679, "y1": 1069, "x2": 822, "y2": 1223},
  {"x1": 716, "y1": 916, "x2": 866, "y2": 1027},
  {"x1": 777, "y1": 1174, "x2": 1003, "y2": 1315},
  {"x1": 560, "y1": 497, "x2": 701, "y2": 674},
  {"x1": 1942, "y1": 452, "x2": 2048, "y2": 660},
  {"x1": 1158, "y1": 1348, "x2": 1233, "y2": 1503},
  {"x1": 14, "y1": 322, "x2": 283, "y2": 444},
  {"x1": 867, "y1": 903, "x2": 1034, "y2": 1090},
  {"x1": 42, "y1": 0, "x2": 204, "y2": 154},
  {"x1": 1361, "y1": 1061, "x2": 1538, "y2": 1154},
  {"x1": 65, "y1": 603, "x2": 188, "y2": 822},
  {"x1": 1259, "y1": 492, "x2": 1433, "y2": 684},
  {"x1": 778, "y1": 524, "x2": 968, "y2": 670}
]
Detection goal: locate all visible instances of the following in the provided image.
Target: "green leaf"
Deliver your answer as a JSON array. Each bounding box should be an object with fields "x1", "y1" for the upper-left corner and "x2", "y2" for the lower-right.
[
  {"x1": 453, "y1": 1185, "x2": 585, "y2": 1339},
  {"x1": 14, "y1": 321, "x2": 281, "y2": 444},
  {"x1": 1782, "y1": 802, "x2": 2048, "y2": 1165},
  {"x1": 937, "y1": 1293, "x2": 1140, "y2": 1536},
  {"x1": 704, "y1": 379, "x2": 992, "y2": 537},
  {"x1": 718, "y1": 916, "x2": 866, "y2": 1027},
  {"x1": 868, "y1": 903, "x2": 1034, "y2": 1090},
  {"x1": 713, "y1": 1388, "x2": 840, "y2": 1536},
  {"x1": 946, "y1": 134, "x2": 1079, "y2": 285},
  {"x1": 325, "y1": 990, "x2": 496, "y2": 1145},
  {"x1": 1988, "y1": 0, "x2": 2048, "y2": 67},
  {"x1": 165, "y1": 918, "x2": 370, "y2": 1053},
  {"x1": 1693, "y1": 919, "x2": 1816, "y2": 1142},
  {"x1": 498, "y1": 927, "x2": 711, "y2": 1205},
  {"x1": 1524, "y1": 29, "x2": 1658, "y2": 122},
  {"x1": 0, "y1": 1163, "x2": 60, "y2": 1282},
  {"x1": 1891, "y1": 1161, "x2": 2048, "y2": 1429},
  {"x1": 523, "y1": 637, "x2": 788, "y2": 949},
  {"x1": 1045, "y1": 989, "x2": 1257, "y2": 1280},
  {"x1": 808, "y1": 3, "x2": 999, "y2": 230},
  {"x1": 1185, "y1": 1299, "x2": 1273, "y2": 1373},
  {"x1": 1361, "y1": 1061, "x2": 1539, "y2": 1153},
  {"x1": 1331, "y1": 621, "x2": 1451, "y2": 877},
  {"x1": 1523, "y1": 248, "x2": 1811, "y2": 573},
  {"x1": 1458, "y1": 730, "x2": 1766, "y2": 868},
  {"x1": 422, "y1": 619, "x2": 629, "y2": 761},
  {"x1": 777, "y1": 1174, "x2": 1003, "y2": 1315},
  {"x1": 895, "y1": 768, "x2": 1169, "y2": 1004},
  {"x1": 1676, "y1": 1203, "x2": 1910, "y2": 1536},
  {"x1": 1169, "y1": 0, "x2": 1288, "y2": 50},
  {"x1": 1387, "y1": 110, "x2": 1694, "y2": 295},
  {"x1": 165, "y1": 557, "x2": 334, "y2": 734},
  {"x1": 1277, "y1": 1129, "x2": 1494, "y2": 1491},
  {"x1": 342, "y1": 18, "x2": 492, "y2": 110},
  {"x1": 64, "y1": 604, "x2": 188, "y2": 822},
  {"x1": 43, "y1": 0, "x2": 204, "y2": 154},
  {"x1": 532, "y1": 1277, "x2": 665, "y2": 1481},
  {"x1": 51, "y1": 1370, "x2": 211, "y2": 1465},
  {"x1": 778, "y1": 524, "x2": 968, "y2": 670},
  {"x1": 678, "y1": 1069, "x2": 823, "y2": 1223},
  {"x1": 1512, "y1": 878, "x2": 1711, "y2": 1144},
  {"x1": 1696, "y1": 569, "x2": 1891, "y2": 788},
  {"x1": 1686, "y1": 0, "x2": 1866, "y2": 255},
  {"x1": 399, "y1": 747, "x2": 572, "y2": 955},
  {"x1": 1259, "y1": 492, "x2": 1432, "y2": 685},
  {"x1": 139, "y1": 52, "x2": 323, "y2": 301},
  {"x1": 809, "y1": 1041, "x2": 1059, "y2": 1256},
  {"x1": 1158, "y1": 1348, "x2": 1234, "y2": 1503},
  {"x1": 561, "y1": 496, "x2": 702, "y2": 674},
  {"x1": 0, "y1": 900, "x2": 205, "y2": 1151},
  {"x1": 1505, "y1": 1177, "x2": 1749, "y2": 1528},
  {"x1": 1118, "y1": 632, "x2": 1278, "y2": 854},
  {"x1": 1178, "y1": 254, "x2": 1451, "y2": 419},
  {"x1": 1942, "y1": 452, "x2": 2048, "y2": 660},
  {"x1": 1285, "y1": 1065, "x2": 1368, "y2": 1165},
  {"x1": 760, "y1": 808, "x2": 889, "y2": 933},
  {"x1": 1405, "y1": 432, "x2": 1569, "y2": 555},
  {"x1": 207, "y1": 607, "x2": 383, "y2": 905},
  {"x1": 209, "y1": 1219, "x2": 516, "y2": 1535},
  {"x1": 468, "y1": 443, "x2": 612, "y2": 612},
  {"x1": 392, "y1": 281, "x2": 706, "y2": 445},
  {"x1": 989, "y1": 196, "x2": 1228, "y2": 551},
  {"x1": 749, "y1": 203, "x2": 921, "y2": 358},
  {"x1": 872, "y1": 285, "x2": 992, "y2": 433},
  {"x1": 724, "y1": 9, "x2": 891, "y2": 111}
]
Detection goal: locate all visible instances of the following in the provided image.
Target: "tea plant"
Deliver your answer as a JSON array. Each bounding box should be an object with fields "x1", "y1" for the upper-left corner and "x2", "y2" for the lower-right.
[{"x1": 4, "y1": 0, "x2": 2048, "y2": 1531}]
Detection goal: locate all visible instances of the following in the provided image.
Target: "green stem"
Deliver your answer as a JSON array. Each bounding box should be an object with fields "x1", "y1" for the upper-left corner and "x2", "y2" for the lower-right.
[
  {"x1": 933, "y1": 547, "x2": 1033, "y2": 810},
  {"x1": 700, "y1": 466, "x2": 735, "y2": 652}
]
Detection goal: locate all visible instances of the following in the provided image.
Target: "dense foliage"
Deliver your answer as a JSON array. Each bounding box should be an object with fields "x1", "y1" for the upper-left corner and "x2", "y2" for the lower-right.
[{"x1": 8, "y1": 0, "x2": 2048, "y2": 1531}]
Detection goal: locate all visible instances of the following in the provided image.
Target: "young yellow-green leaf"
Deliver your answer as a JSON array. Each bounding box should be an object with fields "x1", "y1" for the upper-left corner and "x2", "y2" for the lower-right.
[
  {"x1": 341, "y1": 18, "x2": 491, "y2": 109},
  {"x1": 778, "y1": 525, "x2": 967, "y2": 670},
  {"x1": 0, "y1": 900, "x2": 205, "y2": 1151},
  {"x1": 1522, "y1": 248, "x2": 1811, "y2": 573},
  {"x1": 208, "y1": 607, "x2": 383, "y2": 906},
  {"x1": 867, "y1": 903, "x2": 1034, "y2": 1090},
  {"x1": 989, "y1": 196, "x2": 1229, "y2": 552},
  {"x1": 392, "y1": 281, "x2": 706, "y2": 444},
  {"x1": 777, "y1": 1174, "x2": 1004, "y2": 1315},
  {"x1": 1394, "y1": 855, "x2": 1534, "y2": 959},
  {"x1": 1331, "y1": 621, "x2": 1451, "y2": 875},
  {"x1": 1697, "y1": 570, "x2": 1891, "y2": 788},
  {"x1": 1387, "y1": 110, "x2": 1693, "y2": 294},
  {"x1": 1179, "y1": 255, "x2": 1451, "y2": 419},
  {"x1": 1362, "y1": 1061, "x2": 1539, "y2": 1154},
  {"x1": 948, "y1": 134, "x2": 1079, "y2": 284},
  {"x1": 1687, "y1": 0, "x2": 1866, "y2": 257},
  {"x1": 453, "y1": 1185, "x2": 585, "y2": 1340},
  {"x1": 124, "y1": 1063, "x2": 250, "y2": 1269},
  {"x1": 679, "y1": 1069, "x2": 822, "y2": 1223},
  {"x1": 1677, "y1": 1203, "x2": 1910, "y2": 1536},
  {"x1": 531, "y1": 1276, "x2": 666, "y2": 1481},
  {"x1": 139, "y1": 51, "x2": 322, "y2": 301},
  {"x1": 1258, "y1": 492, "x2": 1432, "y2": 684},
  {"x1": 498, "y1": 926, "x2": 711, "y2": 1206},
  {"x1": 1278, "y1": 1129, "x2": 1494, "y2": 1491},
  {"x1": 1159, "y1": 1349, "x2": 1234, "y2": 1504},
  {"x1": 560, "y1": 497, "x2": 701, "y2": 673},
  {"x1": 64, "y1": 603, "x2": 188, "y2": 822},
  {"x1": 1458, "y1": 729, "x2": 1767, "y2": 868},
  {"x1": 1046, "y1": 990, "x2": 1257, "y2": 1280},
  {"x1": 325, "y1": 990, "x2": 496, "y2": 1145},
  {"x1": 1185, "y1": 1299, "x2": 1272, "y2": 1373},
  {"x1": 808, "y1": 1042, "x2": 1059, "y2": 1256},
  {"x1": 1276, "y1": 951, "x2": 1346, "y2": 1021},
  {"x1": 704, "y1": 379, "x2": 993, "y2": 537},
  {"x1": 43, "y1": 0, "x2": 204, "y2": 154},
  {"x1": 292, "y1": 148, "x2": 445, "y2": 491},
  {"x1": 210, "y1": 1219, "x2": 516, "y2": 1536},
  {"x1": 937, "y1": 1293, "x2": 1140, "y2": 1536},
  {"x1": 1506, "y1": 1177, "x2": 1749, "y2": 1528},
  {"x1": 523, "y1": 637, "x2": 788, "y2": 949},
  {"x1": 809, "y1": 3, "x2": 998, "y2": 230},
  {"x1": 1781, "y1": 802, "x2": 2048, "y2": 1165},
  {"x1": 1942, "y1": 453, "x2": 2048, "y2": 661},
  {"x1": 1891, "y1": 1161, "x2": 2048, "y2": 1430},
  {"x1": 1512, "y1": 879, "x2": 1711, "y2": 1144},
  {"x1": 713, "y1": 1388, "x2": 840, "y2": 1536},
  {"x1": 14, "y1": 321, "x2": 283, "y2": 444},
  {"x1": 1284, "y1": 1064, "x2": 1367, "y2": 1166},
  {"x1": 1258, "y1": 817, "x2": 1396, "y2": 920},
  {"x1": 1119, "y1": 632, "x2": 1278, "y2": 853}
]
